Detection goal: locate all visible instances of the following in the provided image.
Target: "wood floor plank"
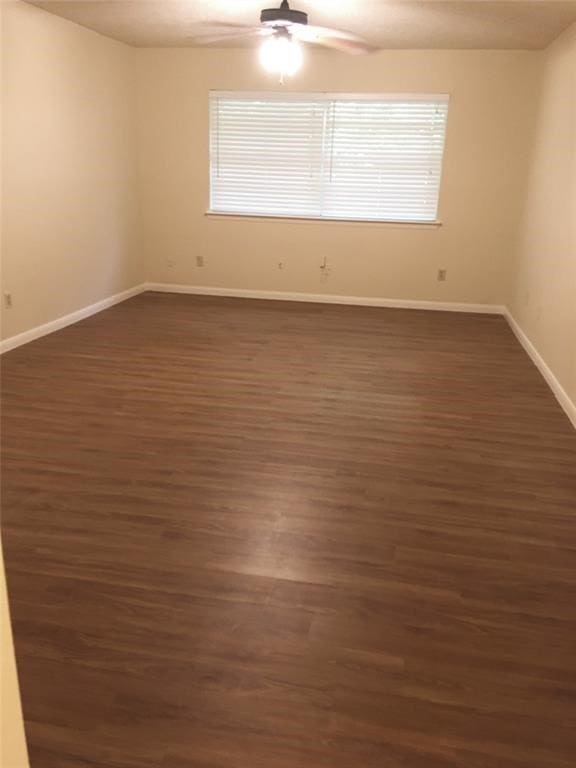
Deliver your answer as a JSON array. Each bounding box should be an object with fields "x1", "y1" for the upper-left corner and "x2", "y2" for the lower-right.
[{"x1": 2, "y1": 292, "x2": 576, "y2": 767}]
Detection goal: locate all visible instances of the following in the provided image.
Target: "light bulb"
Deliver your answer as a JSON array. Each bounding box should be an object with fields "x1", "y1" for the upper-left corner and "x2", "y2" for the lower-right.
[{"x1": 259, "y1": 33, "x2": 303, "y2": 80}]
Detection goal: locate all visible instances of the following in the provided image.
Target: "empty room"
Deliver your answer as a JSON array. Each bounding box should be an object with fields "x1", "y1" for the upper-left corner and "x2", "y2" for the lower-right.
[{"x1": 1, "y1": 0, "x2": 576, "y2": 766}]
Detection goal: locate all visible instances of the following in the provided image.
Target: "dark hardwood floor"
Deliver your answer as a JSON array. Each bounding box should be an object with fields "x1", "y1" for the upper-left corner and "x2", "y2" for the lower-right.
[{"x1": 2, "y1": 292, "x2": 576, "y2": 768}]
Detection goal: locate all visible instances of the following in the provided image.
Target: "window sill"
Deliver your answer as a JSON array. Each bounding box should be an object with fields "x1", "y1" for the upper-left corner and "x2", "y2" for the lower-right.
[{"x1": 205, "y1": 211, "x2": 442, "y2": 228}]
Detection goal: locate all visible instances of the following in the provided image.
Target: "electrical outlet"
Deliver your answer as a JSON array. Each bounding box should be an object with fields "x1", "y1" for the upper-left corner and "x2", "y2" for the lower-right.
[
  {"x1": 437, "y1": 269, "x2": 447, "y2": 282},
  {"x1": 3, "y1": 292, "x2": 13, "y2": 309},
  {"x1": 196, "y1": 255, "x2": 205, "y2": 267},
  {"x1": 167, "y1": 259, "x2": 176, "y2": 270},
  {"x1": 320, "y1": 256, "x2": 330, "y2": 282}
]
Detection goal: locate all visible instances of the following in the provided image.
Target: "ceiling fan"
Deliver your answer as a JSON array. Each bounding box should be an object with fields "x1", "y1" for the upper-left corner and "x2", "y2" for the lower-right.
[{"x1": 191, "y1": 1, "x2": 375, "y2": 81}]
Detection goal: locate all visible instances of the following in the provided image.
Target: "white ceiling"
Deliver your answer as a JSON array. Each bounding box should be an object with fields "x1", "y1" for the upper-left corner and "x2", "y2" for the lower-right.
[{"x1": 25, "y1": 0, "x2": 576, "y2": 50}]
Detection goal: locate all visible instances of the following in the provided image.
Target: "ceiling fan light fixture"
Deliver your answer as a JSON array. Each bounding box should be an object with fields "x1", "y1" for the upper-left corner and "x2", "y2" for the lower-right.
[{"x1": 259, "y1": 30, "x2": 303, "y2": 81}]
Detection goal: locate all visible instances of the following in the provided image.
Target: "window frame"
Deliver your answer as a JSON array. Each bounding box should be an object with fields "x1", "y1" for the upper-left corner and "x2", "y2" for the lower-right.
[{"x1": 207, "y1": 91, "x2": 450, "y2": 226}]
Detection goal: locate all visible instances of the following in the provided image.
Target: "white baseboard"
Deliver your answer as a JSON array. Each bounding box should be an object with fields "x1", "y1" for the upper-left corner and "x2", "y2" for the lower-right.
[
  {"x1": 504, "y1": 310, "x2": 576, "y2": 430},
  {"x1": 0, "y1": 284, "x2": 147, "y2": 355},
  {"x1": 144, "y1": 282, "x2": 505, "y2": 315}
]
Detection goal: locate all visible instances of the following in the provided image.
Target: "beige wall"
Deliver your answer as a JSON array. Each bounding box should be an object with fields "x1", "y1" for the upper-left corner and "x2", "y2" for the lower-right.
[
  {"x1": 1, "y1": 3, "x2": 573, "y2": 394},
  {"x1": 1, "y1": 0, "x2": 142, "y2": 341},
  {"x1": 0, "y1": 7, "x2": 29, "y2": 763},
  {"x1": 137, "y1": 48, "x2": 538, "y2": 306},
  {"x1": 510, "y1": 22, "x2": 576, "y2": 411},
  {"x1": 0, "y1": 547, "x2": 29, "y2": 768}
]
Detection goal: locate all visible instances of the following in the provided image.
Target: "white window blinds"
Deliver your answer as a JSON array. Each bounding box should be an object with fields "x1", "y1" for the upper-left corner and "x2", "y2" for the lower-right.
[{"x1": 209, "y1": 92, "x2": 449, "y2": 223}]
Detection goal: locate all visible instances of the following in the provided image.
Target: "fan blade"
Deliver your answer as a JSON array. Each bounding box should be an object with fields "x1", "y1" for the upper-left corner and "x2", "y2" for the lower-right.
[
  {"x1": 293, "y1": 24, "x2": 375, "y2": 54},
  {"x1": 189, "y1": 28, "x2": 266, "y2": 45},
  {"x1": 199, "y1": 20, "x2": 257, "y2": 31}
]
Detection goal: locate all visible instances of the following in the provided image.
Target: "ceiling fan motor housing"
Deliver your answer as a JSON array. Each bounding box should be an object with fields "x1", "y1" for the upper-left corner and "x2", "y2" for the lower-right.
[{"x1": 261, "y1": 1, "x2": 308, "y2": 27}]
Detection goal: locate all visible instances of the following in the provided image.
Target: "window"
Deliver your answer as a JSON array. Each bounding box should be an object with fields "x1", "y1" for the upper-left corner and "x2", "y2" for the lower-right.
[{"x1": 209, "y1": 92, "x2": 449, "y2": 224}]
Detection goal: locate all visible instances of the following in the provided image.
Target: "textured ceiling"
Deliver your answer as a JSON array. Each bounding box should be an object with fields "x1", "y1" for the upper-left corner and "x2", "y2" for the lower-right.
[{"x1": 25, "y1": 1, "x2": 576, "y2": 50}]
